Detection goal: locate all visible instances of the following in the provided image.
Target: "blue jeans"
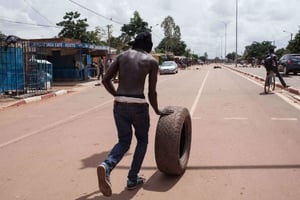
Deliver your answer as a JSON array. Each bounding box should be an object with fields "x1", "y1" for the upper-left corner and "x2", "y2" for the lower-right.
[{"x1": 103, "y1": 102, "x2": 150, "y2": 181}]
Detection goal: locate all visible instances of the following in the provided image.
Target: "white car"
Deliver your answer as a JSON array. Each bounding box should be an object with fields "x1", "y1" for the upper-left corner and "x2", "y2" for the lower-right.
[{"x1": 159, "y1": 61, "x2": 178, "y2": 74}]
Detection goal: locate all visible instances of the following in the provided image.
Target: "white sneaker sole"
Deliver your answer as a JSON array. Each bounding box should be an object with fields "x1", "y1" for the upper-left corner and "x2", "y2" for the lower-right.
[{"x1": 97, "y1": 165, "x2": 112, "y2": 196}]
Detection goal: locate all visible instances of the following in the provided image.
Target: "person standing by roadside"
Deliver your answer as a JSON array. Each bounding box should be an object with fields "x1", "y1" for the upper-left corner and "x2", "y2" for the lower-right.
[
  {"x1": 97, "y1": 57, "x2": 104, "y2": 81},
  {"x1": 97, "y1": 32, "x2": 172, "y2": 197},
  {"x1": 263, "y1": 47, "x2": 288, "y2": 88},
  {"x1": 107, "y1": 58, "x2": 113, "y2": 68}
]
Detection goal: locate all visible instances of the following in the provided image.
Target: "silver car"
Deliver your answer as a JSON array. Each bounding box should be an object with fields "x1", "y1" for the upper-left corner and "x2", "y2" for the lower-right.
[{"x1": 159, "y1": 61, "x2": 178, "y2": 74}]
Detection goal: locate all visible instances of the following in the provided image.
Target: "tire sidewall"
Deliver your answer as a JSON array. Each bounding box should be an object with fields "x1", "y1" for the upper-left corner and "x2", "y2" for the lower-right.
[{"x1": 155, "y1": 106, "x2": 192, "y2": 175}]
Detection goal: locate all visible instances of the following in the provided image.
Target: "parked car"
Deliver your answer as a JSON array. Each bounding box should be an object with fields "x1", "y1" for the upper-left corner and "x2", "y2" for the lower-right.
[
  {"x1": 278, "y1": 54, "x2": 300, "y2": 75},
  {"x1": 159, "y1": 61, "x2": 178, "y2": 74}
]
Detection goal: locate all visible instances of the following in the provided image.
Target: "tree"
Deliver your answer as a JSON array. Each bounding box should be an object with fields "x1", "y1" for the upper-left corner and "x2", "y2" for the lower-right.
[
  {"x1": 56, "y1": 11, "x2": 89, "y2": 43},
  {"x1": 226, "y1": 52, "x2": 236, "y2": 61},
  {"x1": 204, "y1": 52, "x2": 208, "y2": 61},
  {"x1": 184, "y1": 48, "x2": 191, "y2": 58},
  {"x1": 156, "y1": 16, "x2": 186, "y2": 56},
  {"x1": 120, "y1": 11, "x2": 151, "y2": 44},
  {"x1": 243, "y1": 41, "x2": 274, "y2": 61},
  {"x1": 159, "y1": 16, "x2": 181, "y2": 53},
  {"x1": 174, "y1": 41, "x2": 187, "y2": 56},
  {"x1": 86, "y1": 26, "x2": 107, "y2": 45},
  {"x1": 286, "y1": 31, "x2": 300, "y2": 53},
  {"x1": 109, "y1": 35, "x2": 129, "y2": 52},
  {"x1": 275, "y1": 48, "x2": 285, "y2": 59}
]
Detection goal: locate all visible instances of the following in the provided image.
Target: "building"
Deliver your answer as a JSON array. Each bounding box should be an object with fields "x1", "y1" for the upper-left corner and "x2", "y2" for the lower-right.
[{"x1": 0, "y1": 36, "x2": 110, "y2": 96}]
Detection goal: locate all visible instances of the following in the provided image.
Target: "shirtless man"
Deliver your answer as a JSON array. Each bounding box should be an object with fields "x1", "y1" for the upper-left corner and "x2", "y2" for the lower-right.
[{"x1": 97, "y1": 32, "x2": 172, "y2": 196}]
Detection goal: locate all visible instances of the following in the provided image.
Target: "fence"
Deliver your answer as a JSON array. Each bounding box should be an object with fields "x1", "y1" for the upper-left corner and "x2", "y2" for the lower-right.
[{"x1": 0, "y1": 40, "x2": 52, "y2": 97}]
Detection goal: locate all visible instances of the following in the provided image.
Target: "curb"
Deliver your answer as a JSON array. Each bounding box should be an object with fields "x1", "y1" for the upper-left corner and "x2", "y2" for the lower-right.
[
  {"x1": 6, "y1": 90, "x2": 68, "y2": 108},
  {"x1": 225, "y1": 65, "x2": 300, "y2": 96}
]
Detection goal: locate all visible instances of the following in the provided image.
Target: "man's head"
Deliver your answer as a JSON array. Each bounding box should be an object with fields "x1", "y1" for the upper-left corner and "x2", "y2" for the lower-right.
[{"x1": 128, "y1": 32, "x2": 153, "y2": 53}]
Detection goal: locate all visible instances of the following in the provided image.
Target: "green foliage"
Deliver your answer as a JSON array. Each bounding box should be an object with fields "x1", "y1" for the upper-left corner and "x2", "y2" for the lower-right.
[
  {"x1": 56, "y1": 11, "x2": 109, "y2": 45},
  {"x1": 120, "y1": 11, "x2": 151, "y2": 43},
  {"x1": 184, "y1": 48, "x2": 191, "y2": 58},
  {"x1": 86, "y1": 26, "x2": 107, "y2": 45},
  {"x1": 226, "y1": 52, "x2": 237, "y2": 61},
  {"x1": 286, "y1": 31, "x2": 300, "y2": 53},
  {"x1": 243, "y1": 41, "x2": 274, "y2": 60},
  {"x1": 157, "y1": 16, "x2": 186, "y2": 55},
  {"x1": 109, "y1": 35, "x2": 131, "y2": 52},
  {"x1": 56, "y1": 11, "x2": 90, "y2": 42},
  {"x1": 275, "y1": 48, "x2": 285, "y2": 59}
]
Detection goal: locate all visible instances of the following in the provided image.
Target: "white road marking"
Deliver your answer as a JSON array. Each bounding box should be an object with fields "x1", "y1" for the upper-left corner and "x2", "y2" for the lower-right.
[
  {"x1": 190, "y1": 69, "x2": 210, "y2": 117},
  {"x1": 0, "y1": 99, "x2": 113, "y2": 149},
  {"x1": 225, "y1": 67, "x2": 300, "y2": 111},
  {"x1": 224, "y1": 117, "x2": 248, "y2": 120},
  {"x1": 271, "y1": 118, "x2": 298, "y2": 121}
]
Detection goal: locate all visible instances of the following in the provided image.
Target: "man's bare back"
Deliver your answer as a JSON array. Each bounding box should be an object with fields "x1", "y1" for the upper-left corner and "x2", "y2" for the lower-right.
[
  {"x1": 102, "y1": 31, "x2": 173, "y2": 116},
  {"x1": 102, "y1": 48, "x2": 161, "y2": 114},
  {"x1": 107, "y1": 49, "x2": 157, "y2": 96}
]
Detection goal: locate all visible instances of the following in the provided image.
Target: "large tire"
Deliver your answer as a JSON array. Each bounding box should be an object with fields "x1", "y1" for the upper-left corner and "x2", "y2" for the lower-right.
[{"x1": 155, "y1": 106, "x2": 192, "y2": 175}]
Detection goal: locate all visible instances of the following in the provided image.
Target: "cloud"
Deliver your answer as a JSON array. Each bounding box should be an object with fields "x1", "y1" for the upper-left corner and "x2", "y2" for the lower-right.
[{"x1": 0, "y1": 0, "x2": 299, "y2": 58}]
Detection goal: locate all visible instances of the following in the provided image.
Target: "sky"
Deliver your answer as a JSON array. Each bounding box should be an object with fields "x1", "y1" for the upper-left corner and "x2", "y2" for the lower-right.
[{"x1": 0, "y1": 0, "x2": 299, "y2": 58}]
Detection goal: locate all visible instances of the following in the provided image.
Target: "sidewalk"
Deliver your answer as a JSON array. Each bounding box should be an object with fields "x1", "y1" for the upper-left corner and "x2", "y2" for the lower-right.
[{"x1": 0, "y1": 79, "x2": 100, "y2": 111}]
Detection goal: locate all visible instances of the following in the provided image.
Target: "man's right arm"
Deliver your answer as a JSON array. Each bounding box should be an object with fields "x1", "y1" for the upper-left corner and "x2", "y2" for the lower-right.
[
  {"x1": 148, "y1": 61, "x2": 160, "y2": 115},
  {"x1": 148, "y1": 60, "x2": 174, "y2": 116}
]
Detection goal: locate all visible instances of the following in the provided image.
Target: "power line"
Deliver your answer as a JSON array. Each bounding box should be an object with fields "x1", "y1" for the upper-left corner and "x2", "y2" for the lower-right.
[
  {"x1": 0, "y1": 18, "x2": 60, "y2": 28},
  {"x1": 67, "y1": 0, "x2": 124, "y2": 25},
  {"x1": 0, "y1": 18, "x2": 109, "y2": 37},
  {"x1": 23, "y1": 0, "x2": 54, "y2": 26}
]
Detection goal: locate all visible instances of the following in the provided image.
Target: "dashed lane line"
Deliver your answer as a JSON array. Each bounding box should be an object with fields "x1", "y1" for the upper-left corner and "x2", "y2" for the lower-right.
[
  {"x1": 224, "y1": 117, "x2": 248, "y2": 120},
  {"x1": 190, "y1": 69, "x2": 210, "y2": 117},
  {"x1": 225, "y1": 67, "x2": 300, "y2": 111},
  {"x1": 271, "y1": 118, "x2": 298, "y2": 121}
]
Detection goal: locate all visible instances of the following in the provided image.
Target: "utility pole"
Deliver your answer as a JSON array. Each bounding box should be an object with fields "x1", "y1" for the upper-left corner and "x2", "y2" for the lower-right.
[
  {"x1": 235, "y1": 0, "x2": 238, "y2": 67},
  {"x1": 107, "y1": 25, "x2": 112, "y2": 48},
  {"x1": 222, "y1": 21, "x2": 229, "y2": 61}
]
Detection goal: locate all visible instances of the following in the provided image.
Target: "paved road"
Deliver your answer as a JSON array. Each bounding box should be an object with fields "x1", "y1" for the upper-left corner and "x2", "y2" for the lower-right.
[
  {"x1": 225, "y1": 65, "x2": 300, "y2": 94},
  {"x1": 0, "y1": 64, "x2": 300, "y2": 200}
]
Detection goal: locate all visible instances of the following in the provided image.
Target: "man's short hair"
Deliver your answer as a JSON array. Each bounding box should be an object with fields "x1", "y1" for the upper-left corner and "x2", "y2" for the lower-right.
[{"x1": 128, "y1": 32, "x2": 153, "y2": 53}]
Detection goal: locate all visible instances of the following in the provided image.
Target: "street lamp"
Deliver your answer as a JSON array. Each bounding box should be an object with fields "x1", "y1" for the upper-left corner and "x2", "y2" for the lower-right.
[
  {"x1": 222, "y1": 21, "x2": 229, "y2": 61},
  {"x1": 235, "y1": 0, "x2": 238, "y2": 67},
  {"x1": 283, "y1": 30, "x2": 293, "y2": 41}
]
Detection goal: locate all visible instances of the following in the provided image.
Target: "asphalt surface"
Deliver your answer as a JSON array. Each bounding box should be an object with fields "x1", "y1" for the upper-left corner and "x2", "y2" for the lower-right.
[
  {"x1": 225, "y1": 65, "x2": 300, "y2": 97},
  {"x1": 0, "y1": 64, "x2": 300, "y2": 200},
  {"x1": 1, "y1": 64, "x2": 300, "y2": 110}
]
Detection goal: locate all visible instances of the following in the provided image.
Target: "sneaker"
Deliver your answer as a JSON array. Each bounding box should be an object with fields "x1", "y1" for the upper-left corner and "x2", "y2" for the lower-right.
[
  {"x1": 97, "y1": 164, "x2": 112, "y2": 197},
  {"x1": 126, "y1": 177, "x2": 145, "y2": 190}
]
